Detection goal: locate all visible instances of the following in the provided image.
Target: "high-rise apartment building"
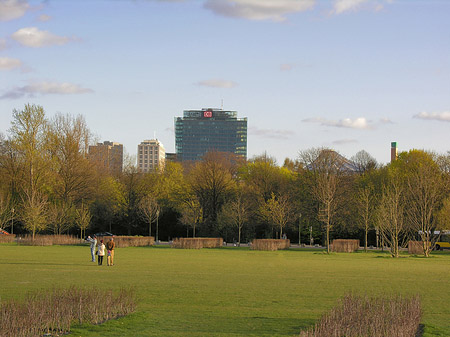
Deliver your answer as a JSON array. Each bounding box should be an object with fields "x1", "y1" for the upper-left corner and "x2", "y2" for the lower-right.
[
  {"x1": 138, "y1": 139, "x2": 165, "y2": 173},
  {"x1": 88, "y1": 141, "x2": 123, "y2": 173},
  {"x1": 175, "y1": 108, "x2": 247, "y2": 162}
]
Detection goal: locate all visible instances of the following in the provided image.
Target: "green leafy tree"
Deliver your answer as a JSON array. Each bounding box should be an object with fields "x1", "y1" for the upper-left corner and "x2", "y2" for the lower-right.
[
  {"x1": 91, "y1": 175, "x2": 126, "y2": 233},
  {"x1": 0, "y1": 191, "x2": 12, "y2": 232},
  {"x1": 392, "y1": 150, "x2": 447, "y2": 257},
  {"x1": 21, "y1": 190, "x2": 48, "y2": 239},
  {"x1": 240, "y1": 153, "x2": 295, "y2": 238},
  {"x1": 9, "y1": 104, "x2": 49, "y2": 238},
  {"x1": 188, "y1": 151, "x2": 237, "y2": 235},
  {"x1": 47, "y1": 113, "x2": 95, "y2": 205}
]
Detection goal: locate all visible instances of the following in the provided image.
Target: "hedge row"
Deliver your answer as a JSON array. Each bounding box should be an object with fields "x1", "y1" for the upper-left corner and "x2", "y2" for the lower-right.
[
  {"x1": 331, "y1": 239, "x2": 360, "y2": 253},
  {"x1": 171, "y1": 238, "x2": 223, "y2": 249},
  {"x1": 251, "y1": 239, "x2": 290, "y2": 251}
]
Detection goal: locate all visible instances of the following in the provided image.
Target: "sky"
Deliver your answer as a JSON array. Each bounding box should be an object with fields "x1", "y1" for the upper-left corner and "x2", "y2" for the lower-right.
[{"x1": 0, "y1": 0, "x2": 449, "y2": 166}]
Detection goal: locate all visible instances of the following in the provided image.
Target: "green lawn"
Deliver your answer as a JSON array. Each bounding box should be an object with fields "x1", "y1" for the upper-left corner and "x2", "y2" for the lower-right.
[{"x1": 0, "y1": 244, "x2": 449, "y2": 336}]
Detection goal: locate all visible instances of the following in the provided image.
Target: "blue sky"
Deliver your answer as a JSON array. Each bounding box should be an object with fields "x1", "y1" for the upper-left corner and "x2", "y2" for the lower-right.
[{"x1": 1, "y1": 0, "x2": 449, "y2": 165}]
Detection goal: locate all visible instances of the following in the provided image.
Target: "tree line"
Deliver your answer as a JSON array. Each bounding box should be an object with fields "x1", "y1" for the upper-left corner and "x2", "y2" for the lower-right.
[{"x1": 1, "y1": 104, "x2": 450, "y2": 257}]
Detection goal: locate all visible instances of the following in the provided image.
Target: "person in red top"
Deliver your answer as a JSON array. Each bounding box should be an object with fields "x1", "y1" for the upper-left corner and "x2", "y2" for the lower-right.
[{"x1": 106, "y1": 237, "x2": 115, "y2": 266}]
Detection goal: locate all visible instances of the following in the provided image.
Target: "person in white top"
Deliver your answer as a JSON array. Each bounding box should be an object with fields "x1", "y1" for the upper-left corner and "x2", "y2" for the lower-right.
[{"x1": 97, "y1": 239, "x2": 106, "y2": 265}]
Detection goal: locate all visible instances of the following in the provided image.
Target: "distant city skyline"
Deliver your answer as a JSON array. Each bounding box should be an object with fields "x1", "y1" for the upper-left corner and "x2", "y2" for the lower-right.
[{"x1": 1, "y1": 0, "x2": 449, "y2": 165}]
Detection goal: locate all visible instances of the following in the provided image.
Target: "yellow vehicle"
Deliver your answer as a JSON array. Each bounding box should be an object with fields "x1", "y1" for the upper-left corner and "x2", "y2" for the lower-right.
[{"x1": 434, "y1": 230, "x2": 450, "y2": 251}]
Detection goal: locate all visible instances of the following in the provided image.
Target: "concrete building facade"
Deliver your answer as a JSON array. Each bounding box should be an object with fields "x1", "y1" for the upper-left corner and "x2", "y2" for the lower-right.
[
  {"x1": 138, "y1": 139, "x2": 165, "y2": 172},
  {"x1": 88, "y1": 141, "x2": 123, "y2": 173}
]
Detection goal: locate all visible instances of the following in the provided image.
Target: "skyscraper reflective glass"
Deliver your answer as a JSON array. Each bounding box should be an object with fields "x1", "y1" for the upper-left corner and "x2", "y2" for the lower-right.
[{"x1": 175, "y1": 108, "x2": 247, "y2": 162}]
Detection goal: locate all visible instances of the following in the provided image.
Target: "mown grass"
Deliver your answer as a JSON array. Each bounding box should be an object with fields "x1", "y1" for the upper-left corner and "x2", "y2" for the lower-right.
[{"x1": 0, "y1": 244, "x2": 449, "y2": 336}]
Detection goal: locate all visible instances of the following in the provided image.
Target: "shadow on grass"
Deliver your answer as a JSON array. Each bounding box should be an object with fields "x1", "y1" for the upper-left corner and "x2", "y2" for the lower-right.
[
  {"x1": 0, "y1": 261, "x2": 103, "y2": 267},
  {"x1": 416, "y1": 324, "x2": 425, "y2": 337},
  {"x1": 70, "y1": 312, "x2": 313, "y2": 336}
]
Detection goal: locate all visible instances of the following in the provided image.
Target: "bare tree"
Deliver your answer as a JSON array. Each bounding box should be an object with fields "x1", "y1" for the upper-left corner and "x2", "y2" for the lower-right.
[
  {"x1": 138, "y1": 194, "x2": 160, "y2": 237},
  {"x1": 356, "y1": 186, "x2": 374, "y2": 252},
  {"x1": 263, "y1": 193, "x2": 294, "y2": 239},
  {"x1": 351, "y1": 150, "x2": 377, "y2": 174},
  {"x1": 75, "y1": 203, "x2": 92, "y2": 239},
  {"x1": 179, "y1": 196, "x2": 202, "y2": 238},
  {"x1": 377, "y1": 181, "x2": 408, "y2": 258},
  {"x1": 48, "y1": 201, "x2": 75, "y2": 235},
  {"x1": 218, "y1": 193, "x2": 250, "y2": 245},
  {"x1": 300, "y1": 148, "x2": 345, "y2": 253}
]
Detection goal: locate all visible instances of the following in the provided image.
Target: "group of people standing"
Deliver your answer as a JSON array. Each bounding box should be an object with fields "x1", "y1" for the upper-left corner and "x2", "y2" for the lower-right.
[{"x1": 86, "y1": 235, "x2": 115, "y2": 266}]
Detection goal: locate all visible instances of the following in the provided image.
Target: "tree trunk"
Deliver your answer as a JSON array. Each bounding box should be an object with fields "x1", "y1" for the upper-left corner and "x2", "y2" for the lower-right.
[
  {"x1": 364, "y1": 223, "x2": 368, "y2": 252},
  {"x1": 238, "y1": 227, "x2": 241, "y2": 247},
  {"x1": 326, "y1": 223, "x2": 330, "y2": 254}
]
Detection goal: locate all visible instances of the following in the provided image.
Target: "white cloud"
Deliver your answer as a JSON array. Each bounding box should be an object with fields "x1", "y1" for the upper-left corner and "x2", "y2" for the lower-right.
[
  {"x1": 249, "y1": 126, "x2": 295, "y2": 139},
  {"x1": 414, "y1": 111, "x2": 450, "y2": 122},
  {"x1": 0, "y1": 0, "x2": 30, "y2": 21},
  {"x1": 0, "y1": 57, "x2": 22, "y2": 70},
  {"x1": 303, "y1": 117, "x2": 374, "y2": 130},
  {"x1": 333, "y1": 0, "x2": 368, "y2": 14},
  {"x1": 11, "y1": 27, "x2": 70, "y2": 48},
  {"x1": 0, "y1": 81, "x2": 94, "y2": 99},
  {"x1": 333, "y1": 138, "x2": 358, "y2": 145},
  {"x1": 332, "y1": 0, "x2": 391, "y2": 14},
  {"x1": 38, "y1": 14, "x2": 51, "y2": 22},
  {"x1": 196, "y1": 79, "x2": 238, "y2": 88},
  {"x1": 204, "y1": 0, "x2": 315, "y2": 22}
]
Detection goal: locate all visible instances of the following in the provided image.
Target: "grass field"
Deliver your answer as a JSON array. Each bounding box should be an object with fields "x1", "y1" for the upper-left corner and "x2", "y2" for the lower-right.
[{"x1": 1, "y1": 244, "x2": 450, "y2": 336}]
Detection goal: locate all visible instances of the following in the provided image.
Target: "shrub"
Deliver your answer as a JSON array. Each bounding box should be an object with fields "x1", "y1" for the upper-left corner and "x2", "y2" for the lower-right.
[
  {"x1": 17, "y1": 235, "x2": 80, "y2": 246},
  {"x1": 331, "y1": 239, "x2": 360, "y2": 253},
  {"x1": 299, "y1": 294, "x2": 421, "y2": 337},
  {"x1": 408, "y1": 241, "x2": 424, "y2": 255},
  {"x1": 0, "y1": 235, "x2": 15, "y2": 244},
  {"x1": 251, "y1": 239, "x2": 290, "y2": 251},
  {"x1": 16, "y1": 235, "x2": 155, "y2": 247},
  {"x1": 106, "y1": 236, "x2": 155, "y2": 248},
  {"x1": 171, "y1": 238, "x2": 223, "y2": 249},
  {"x1": 0, "y1": 286, "x2": 136, "y2": 337}
]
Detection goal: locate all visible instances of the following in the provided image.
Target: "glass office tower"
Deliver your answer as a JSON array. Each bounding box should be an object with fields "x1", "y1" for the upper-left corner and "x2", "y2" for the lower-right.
[{"x1": 175, "y1": 108, "x2": 247, "y2": 162}]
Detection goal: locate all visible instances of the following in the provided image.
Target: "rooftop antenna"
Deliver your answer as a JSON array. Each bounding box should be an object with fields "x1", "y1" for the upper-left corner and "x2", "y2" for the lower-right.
[
  {"x1": 221, "y1": 99, "x2": 224, "y2": 110},
  {"x1": 154, "y1": 131, "x2": 156, "y2": 140}
]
